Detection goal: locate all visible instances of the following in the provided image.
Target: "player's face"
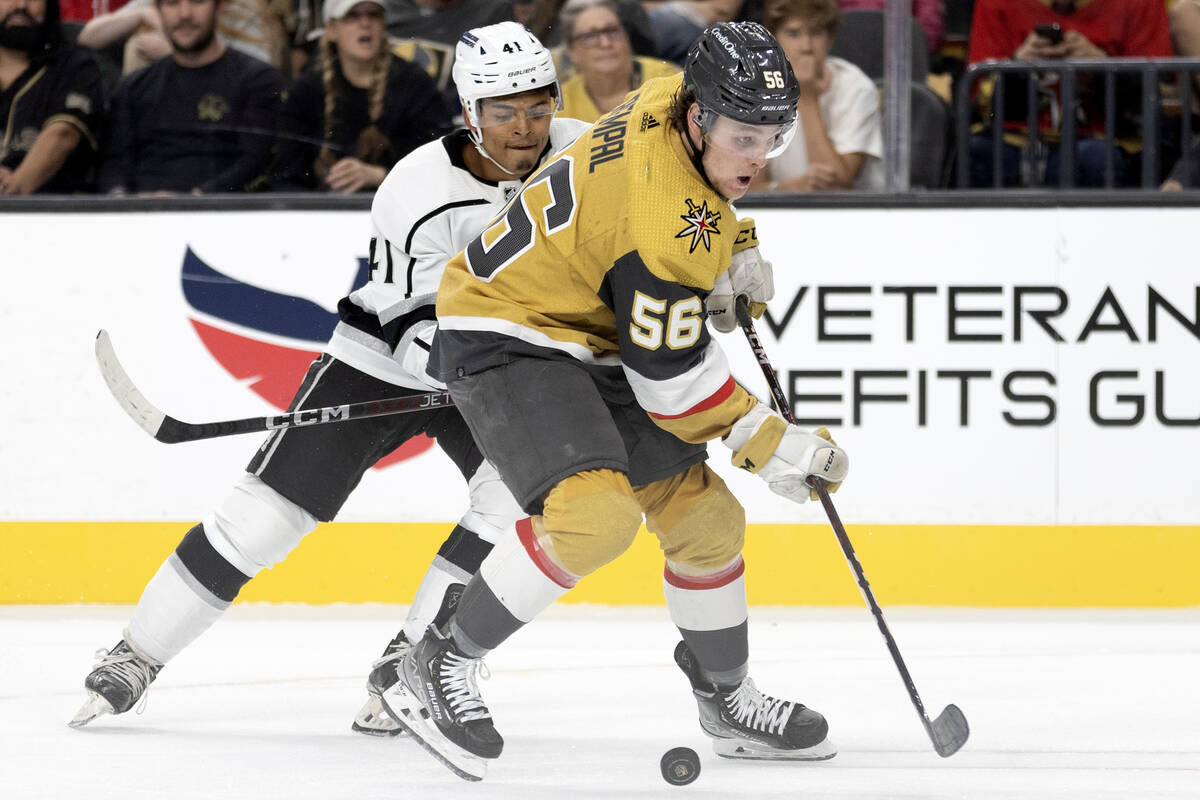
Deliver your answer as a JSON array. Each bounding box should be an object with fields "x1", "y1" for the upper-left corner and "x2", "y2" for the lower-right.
[
  {"x1": 0, "y1": 0, "x2": 45, "y2": 29},
  {"x1": 689, "y1": 105, "x2": 792, "y2": 200},
  {"x1": 157, "y1": 0, "x2": 220, "y2": 55},
  {"x1": 328, "y1": 2, "x2": 386, "y2": 63},
  {"x1": 475, "y1": 88, "x2": 555, "y2": 175}
]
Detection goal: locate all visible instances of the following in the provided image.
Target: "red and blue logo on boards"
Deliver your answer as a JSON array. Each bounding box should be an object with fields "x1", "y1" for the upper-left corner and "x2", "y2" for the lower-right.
[{"x1": 181, "y1": 247, "x2": 433, "y2": 467}]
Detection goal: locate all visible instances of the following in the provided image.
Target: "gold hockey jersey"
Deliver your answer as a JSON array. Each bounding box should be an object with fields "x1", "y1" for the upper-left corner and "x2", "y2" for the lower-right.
[{"x1": 430, "y1": 74, "x2": 757, "y2": 443}]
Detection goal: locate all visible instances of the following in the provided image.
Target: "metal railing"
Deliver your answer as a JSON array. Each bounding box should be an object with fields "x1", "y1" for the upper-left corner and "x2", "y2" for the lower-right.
[{"x1": 955, "y1": 58, "x2": 1200, "y2": 189}]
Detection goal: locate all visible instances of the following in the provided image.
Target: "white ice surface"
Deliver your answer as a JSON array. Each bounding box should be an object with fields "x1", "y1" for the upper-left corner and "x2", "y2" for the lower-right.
[{"x1": 3, "y1": 605, "x2": 1198, "y2": 799}]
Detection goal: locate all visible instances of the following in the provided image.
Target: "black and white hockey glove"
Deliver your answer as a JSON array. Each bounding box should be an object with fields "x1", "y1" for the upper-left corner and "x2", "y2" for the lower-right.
[{"x1": 724, "y1": 403, "x2": 848, "y2": 503}]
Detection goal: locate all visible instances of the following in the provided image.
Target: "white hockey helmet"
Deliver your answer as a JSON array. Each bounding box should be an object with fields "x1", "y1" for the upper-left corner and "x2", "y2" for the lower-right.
[{"x1": 453, "y1": 22, "x2": 562, "y2": 134}]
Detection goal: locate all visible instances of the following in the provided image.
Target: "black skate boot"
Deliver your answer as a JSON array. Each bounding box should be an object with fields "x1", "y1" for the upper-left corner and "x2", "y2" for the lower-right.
[
  {"x1": 351, "y1": 630, "x2": 411, "y2": 736},
  {"x1": 69, "y1": 640, "x2": 162, "y2": 728},
  {"x1": 674, "y1": 640, "x2": 836, "y2": 760},
  {"x1": 380, "y1": 625, "x2": 501, "y2": 781},
  {"x1": 352, "y1": 583, "x2": 465, "y2": 737}
]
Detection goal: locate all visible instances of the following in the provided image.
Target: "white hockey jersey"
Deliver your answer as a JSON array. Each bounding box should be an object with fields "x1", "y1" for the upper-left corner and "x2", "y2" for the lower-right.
[{"x1": 324, "y1": 117, "x2": 591, "y2": 390}]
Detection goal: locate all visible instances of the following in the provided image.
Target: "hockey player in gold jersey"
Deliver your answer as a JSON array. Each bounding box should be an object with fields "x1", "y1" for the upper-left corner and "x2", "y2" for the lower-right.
[{"x1": 379, "y1": 22, "x2": 850, "y2": 780}]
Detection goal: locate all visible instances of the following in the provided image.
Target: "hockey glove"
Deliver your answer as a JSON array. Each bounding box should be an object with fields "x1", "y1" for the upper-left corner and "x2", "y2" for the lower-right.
[
  {"x1": 706, "y1": 217, "x2": 774, "y2": 334},
  {"x1": 724, "y1": 403, "x2": 849, "y2": 503}
]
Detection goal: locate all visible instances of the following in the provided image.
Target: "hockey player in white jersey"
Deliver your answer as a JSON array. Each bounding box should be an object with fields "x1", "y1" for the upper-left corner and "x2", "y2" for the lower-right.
[{"x1": 70, "y1": 22, "x2": 591, "y2": 734}]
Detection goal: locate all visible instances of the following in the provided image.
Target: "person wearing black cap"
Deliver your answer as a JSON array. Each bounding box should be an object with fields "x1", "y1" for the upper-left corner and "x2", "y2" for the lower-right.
[{"x1": 0, "y1": 0, "x2": 103, "y2": 193}]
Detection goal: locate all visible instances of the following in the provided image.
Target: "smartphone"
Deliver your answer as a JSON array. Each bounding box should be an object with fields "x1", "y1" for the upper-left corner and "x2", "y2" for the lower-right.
[{"x1": 1034, "y1": 23, "x2": 1064, "y2": 45}]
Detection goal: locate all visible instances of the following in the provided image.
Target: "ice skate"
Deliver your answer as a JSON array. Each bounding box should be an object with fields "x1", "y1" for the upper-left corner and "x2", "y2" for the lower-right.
[
  {"x1": 351, "y1": 630, "x2": 412, "y2": 737},
  {"x1": 69, "y1": 640, "x2": 162, "y2": 728},
  {"x1": 674, "y1": 640, "x2": 836, "y2": 761},
  {"x1": 352, "y1": 583, "x2": 465, "y2": 737},
  {"x1": 380, "y1": 624, "x2": 501, "y2": 781}
]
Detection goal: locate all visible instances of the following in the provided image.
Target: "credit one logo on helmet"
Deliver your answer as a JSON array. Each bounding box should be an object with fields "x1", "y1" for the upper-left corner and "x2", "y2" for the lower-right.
[{"x1": 711, "y1": 29, "x2": 738, "y2": 57}]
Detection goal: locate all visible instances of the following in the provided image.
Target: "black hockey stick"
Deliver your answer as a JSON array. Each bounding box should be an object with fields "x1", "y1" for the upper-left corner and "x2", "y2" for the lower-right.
[
  {"x1": 94, "y1": 330, "x2": 454, "y2": 444},
  {"x1": 733, "y1": 298, "x2": 969, "y2": 758}
]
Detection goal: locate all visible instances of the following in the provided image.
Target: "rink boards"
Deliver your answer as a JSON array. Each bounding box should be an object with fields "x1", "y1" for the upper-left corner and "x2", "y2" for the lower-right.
[{"x1": 2, "y1": 206, "x2": 1197, "y2": 606}]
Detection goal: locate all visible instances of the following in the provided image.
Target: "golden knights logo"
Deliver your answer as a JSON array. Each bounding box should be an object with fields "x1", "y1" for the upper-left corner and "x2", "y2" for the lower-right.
[
  {"x1": 197, "y1": 94, "x2": 231, "y2": 122},
  {"x1": 675, "y1": 199, "x2": 721, "y2": 254}
]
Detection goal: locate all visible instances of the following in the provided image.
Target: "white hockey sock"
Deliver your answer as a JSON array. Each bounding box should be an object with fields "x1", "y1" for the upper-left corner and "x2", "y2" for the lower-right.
[
  {"x1": 664, "y1": 557, "x2": 749, "y2": 685},
  {"x1": 126, "y1": 553, "x2": 230, "y2": 664},
  {"x1": 403, "y1": 558, "x2": 469, "y2": 642},
  {"x1": 448, "y1": 518, "x2": 576, "y2": 655}
]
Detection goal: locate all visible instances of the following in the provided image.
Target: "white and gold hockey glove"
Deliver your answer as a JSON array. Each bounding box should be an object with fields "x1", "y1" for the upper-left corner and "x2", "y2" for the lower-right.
[
  {"x1": 724, "y1": 403, "x2": 849, "y2": 503},
  {"x1": 706, "y1": 217, "x2": 774, "y2": 334}
]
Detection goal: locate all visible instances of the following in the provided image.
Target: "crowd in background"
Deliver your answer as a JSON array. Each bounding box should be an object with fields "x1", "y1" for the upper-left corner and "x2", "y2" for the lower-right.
[{"x1": 4, "y1": 0, "x2": 1200, "y2": 196}]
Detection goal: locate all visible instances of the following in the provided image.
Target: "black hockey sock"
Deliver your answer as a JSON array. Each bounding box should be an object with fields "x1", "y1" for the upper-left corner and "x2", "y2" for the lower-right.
[
  {"x1": 677, "y1": 620, "x2": 750, "y2": 689},
  {"x1": 174, "y1": 524, "x2": 253, "y2": 602},
  {"x1": 448, "y1": 576, "x2": 525, "y2": 657},
  {"x1": 436, "y1": 524, "x2": 493, "y2": 576}
]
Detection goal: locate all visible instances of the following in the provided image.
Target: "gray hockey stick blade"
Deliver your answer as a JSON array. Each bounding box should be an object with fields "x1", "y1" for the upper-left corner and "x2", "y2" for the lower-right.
[
  {"x1": 930, "y1": 704, "x2": 969, "y2": 757},
  {"x1": 94, "y1": 330, "x2": 167, "y2": 440}
]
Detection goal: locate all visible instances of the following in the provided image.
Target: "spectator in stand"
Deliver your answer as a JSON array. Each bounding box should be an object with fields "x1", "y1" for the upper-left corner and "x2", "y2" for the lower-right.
[
  {"x1": 1170, "y1": 0, "x2": 1200, "y2": 108},
  {"x1": 752, "y1": 0, "x2": 883, "y2": 191},
  {"x1": 528, "y1": 0, "x2": 657, "y2": 59},
  {"x1": 98, "y1": 0, "x2": 283, "y2": 194},
  {"x1": 837, "y1": 0, "x2": 943, "y2": 53},
  {"x1": 1, "y1": 0, "x2": 103, "y2": 193},
  {"x1": 556, "y1": 0, "x2": 678, "y2": 123},
  {"x1": 967, "y1": 0, "x2": 1172, "y2": 188},
  {"x1": 1163, "y1": 0, "x2": 1200, "y2": 190},
  {"x1": 77, "y1": 0, "x2": 286, "y2": 73},
  {"x1": 385, "y1": 0, "x2": 513, "y2": 112},
  {"x1": 269, "y1": 0, "x2": 450, "y2": 192},
  {"x1": 646, "y1": 0, "x2": 745, "y2": 64},
  {"x1": 1161, "y1": 138, "x2": 1199, "y2": 189}
]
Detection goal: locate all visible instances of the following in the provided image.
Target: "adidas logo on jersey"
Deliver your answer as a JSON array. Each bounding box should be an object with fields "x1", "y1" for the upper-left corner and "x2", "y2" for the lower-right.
[{"x1": 639, "y1": 112, "x2": 660, "y2": 132}]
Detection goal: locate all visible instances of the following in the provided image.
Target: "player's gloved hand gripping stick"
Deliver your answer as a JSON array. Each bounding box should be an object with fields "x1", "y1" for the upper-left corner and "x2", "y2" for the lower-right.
[{"x1": 731, "y1": 297, "x2": 970, "y2": 758}]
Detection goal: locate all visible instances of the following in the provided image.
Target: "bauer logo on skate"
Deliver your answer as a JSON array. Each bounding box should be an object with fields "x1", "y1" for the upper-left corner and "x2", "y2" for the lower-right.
[{"x1": 178, "y1": 246, "x2": 435, "y2": 467}]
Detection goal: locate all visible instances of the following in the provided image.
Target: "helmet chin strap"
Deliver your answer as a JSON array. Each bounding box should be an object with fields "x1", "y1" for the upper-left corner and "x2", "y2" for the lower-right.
[
  {"x1": 683, "y1": 112, "x2": 729, "y2": 201},
  {"x1": 468, "y1": 126, "x2": 520, "y2": 177}
]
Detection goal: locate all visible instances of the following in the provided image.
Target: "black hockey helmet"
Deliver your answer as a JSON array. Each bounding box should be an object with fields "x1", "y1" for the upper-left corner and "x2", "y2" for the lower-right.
[{"x1": 682, "y1": 22, "x2": 800, "y2": 128}]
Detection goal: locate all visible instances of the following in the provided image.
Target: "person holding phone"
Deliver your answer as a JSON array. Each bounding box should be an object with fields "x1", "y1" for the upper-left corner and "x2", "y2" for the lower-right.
[{"x1": 966, "y1": 0, "x2": 1172, "y2": 188}]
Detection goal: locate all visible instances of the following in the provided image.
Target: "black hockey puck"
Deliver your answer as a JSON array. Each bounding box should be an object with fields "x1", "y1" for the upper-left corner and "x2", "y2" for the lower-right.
[{"x1": 660, "y1": 746, "x2": 700, "y2": 786}]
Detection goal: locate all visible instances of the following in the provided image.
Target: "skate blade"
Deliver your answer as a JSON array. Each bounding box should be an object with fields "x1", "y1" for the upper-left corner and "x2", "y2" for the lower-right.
[
  {"x1": 351, "y1": 693, "x2": 408, "y2": 738},
  {"x1": 379, "y1": 681, "x2": 487, "y2": 781},
  {"x1": 68, "y1": 691, "x2": 115, "y2": 729},
  {"x1": 712, "y1": 735, "x2": 838, "y2": 761}
]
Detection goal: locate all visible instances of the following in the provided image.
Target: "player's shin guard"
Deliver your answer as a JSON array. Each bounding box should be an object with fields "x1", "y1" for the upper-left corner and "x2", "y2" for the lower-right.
[
  {"x1": 452, "y1": 517, "x2": 578, "y2": 653},
  {"x1": 665, "y1": 557, "x2": 750, "y2": 682},
  {"x1": 403, "y1": 525, "x2": 493, "y2": 643},
  {"x1": 125, "y1": 524, "x2": 253, "y2": 664}
]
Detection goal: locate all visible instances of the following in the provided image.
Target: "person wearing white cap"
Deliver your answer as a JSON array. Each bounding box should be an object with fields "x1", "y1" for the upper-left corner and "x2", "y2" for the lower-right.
[{"x1": 269, "y1": 0, "x2": 451, "y2": 192}]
